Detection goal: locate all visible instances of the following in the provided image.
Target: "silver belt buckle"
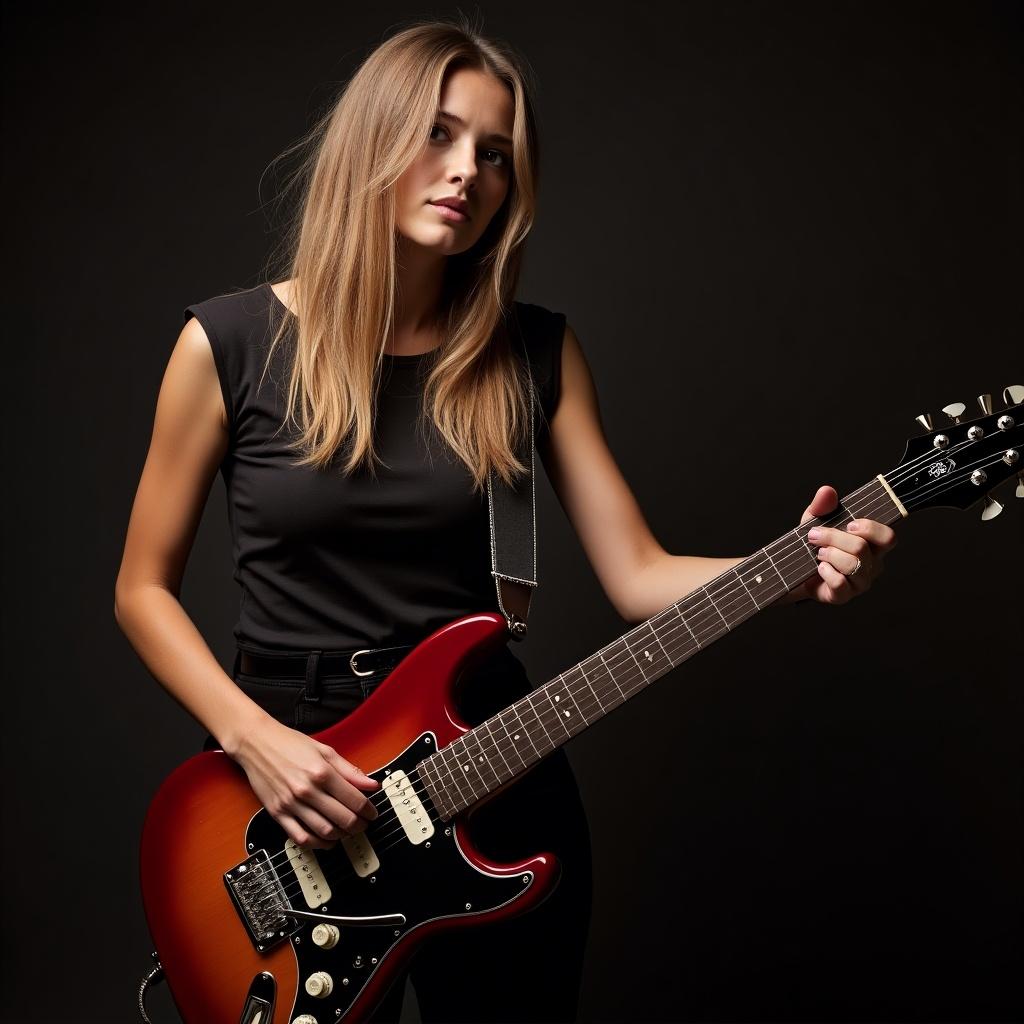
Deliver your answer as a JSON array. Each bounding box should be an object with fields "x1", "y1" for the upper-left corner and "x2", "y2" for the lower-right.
[{"x1": 349, "y1": 649, "x2": 376, "y2": 677}]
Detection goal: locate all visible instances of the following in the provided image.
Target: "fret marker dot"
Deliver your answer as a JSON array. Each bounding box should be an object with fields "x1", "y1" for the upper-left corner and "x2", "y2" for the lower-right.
[
  {"x1": 463, "y1": 765, "x2": 470, "y2": 772},
  {"x1": 477, "y1": 756, "x2": 484, "y2": 763},
  {"x1": 514, "y1": 734, "x2": 520, "y2": 741},
  {"x1": 554, "y1": 695, "x2": 560, "y2": 702},
  {"x1": 563, "y1": 710, "x2": 570, "y2": 717},
  {"x1": 754, "y1": 574, "x2": 763, "y2": 584}
]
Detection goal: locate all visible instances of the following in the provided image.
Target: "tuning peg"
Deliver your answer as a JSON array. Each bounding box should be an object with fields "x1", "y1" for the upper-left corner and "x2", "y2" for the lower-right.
[
  {"x1": 1017, "y1": 471, "x2": 1024, "y2": 499},
  {"x1": 1003, "y1": 385, "x2": 1024, "y2": 407},
  {"x1": 942, "y1": 402, "x2": 966, "y2": 424},
  {"x1": 977, "y1": 394, "x2": 993, "y2": 415},
  {"x1": 981, "y1": 495, "x2": 1004, "y2": 521},
  {"x1": 915, "y1": 413, "x2": 934, "y2": 432}
]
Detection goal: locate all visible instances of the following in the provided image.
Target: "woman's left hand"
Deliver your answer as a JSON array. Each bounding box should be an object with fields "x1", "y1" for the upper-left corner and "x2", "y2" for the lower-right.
[{"x1": 797, "y1": 485, "x2": 898, "y2": 605}]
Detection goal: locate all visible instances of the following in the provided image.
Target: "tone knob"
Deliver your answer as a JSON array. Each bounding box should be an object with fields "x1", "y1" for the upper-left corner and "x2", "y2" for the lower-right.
[
  {"x1": 291, "y1": 1016, "x2": 318, "y2": 1024},
  {"x1": 311, "y1": 923, "x2": 340, "y2": 949},
  {"x1": 305, "y1": 971, "x2": 334, "y2": 998}
]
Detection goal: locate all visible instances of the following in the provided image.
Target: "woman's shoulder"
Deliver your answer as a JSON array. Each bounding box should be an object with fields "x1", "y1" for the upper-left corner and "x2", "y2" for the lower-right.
[
  {"x1": 510, "y1": 299, "x2": 567, "y2": 342},
  {"x1": 182, "y1": 283, "x2": 277, "y2": 342}
]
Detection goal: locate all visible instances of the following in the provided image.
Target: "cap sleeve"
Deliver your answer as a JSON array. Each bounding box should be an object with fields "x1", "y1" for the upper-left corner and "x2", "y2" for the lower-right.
[
  {"x1": 181, "y1": 286, "x2": 277, "y2": 442},
  {"x1": 510, "y1": 300, "x2": 568, "y2": 442},
  {"x1": 183, "y1": 299, "x2": 235, "y2": 431}
]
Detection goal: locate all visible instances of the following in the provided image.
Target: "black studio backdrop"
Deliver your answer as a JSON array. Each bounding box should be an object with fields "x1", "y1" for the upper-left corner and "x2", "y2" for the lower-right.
[{"x1": 2, "y1": 2, "x2": 1021, "y2": 1022}]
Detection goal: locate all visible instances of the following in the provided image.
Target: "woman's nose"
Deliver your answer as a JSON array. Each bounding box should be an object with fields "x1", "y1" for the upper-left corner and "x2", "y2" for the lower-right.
[{"x1": 447, "y1": 142, "x2": 479, "y2": 186}]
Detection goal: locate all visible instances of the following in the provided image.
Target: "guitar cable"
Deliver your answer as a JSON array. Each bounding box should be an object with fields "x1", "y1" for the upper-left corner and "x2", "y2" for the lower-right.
[{"x1": 137, "y1": 951, "x2": 165, "y2": 1023}]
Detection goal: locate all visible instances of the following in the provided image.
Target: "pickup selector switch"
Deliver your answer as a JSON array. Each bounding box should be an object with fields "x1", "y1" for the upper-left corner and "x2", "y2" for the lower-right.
[
  {"x1": 305, "y1": 971, "x2": 334, "y2": 998},
  {"x1": 311, "y1": 923, "x2": 340, "y2": 949}
]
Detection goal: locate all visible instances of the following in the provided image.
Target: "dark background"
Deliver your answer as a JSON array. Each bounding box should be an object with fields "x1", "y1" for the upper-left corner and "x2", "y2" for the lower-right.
[{"x1": 3, "y1": 2, "x2": 1021, "y2": 1022}]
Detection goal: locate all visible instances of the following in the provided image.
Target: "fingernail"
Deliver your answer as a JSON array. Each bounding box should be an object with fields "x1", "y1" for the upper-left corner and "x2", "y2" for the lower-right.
[
  {"x1": 808, "y1": 528, "x2": 822, "y2": 542},
  {"x1": 847, "y1": 521, "x2": 859, "y2": 532}
]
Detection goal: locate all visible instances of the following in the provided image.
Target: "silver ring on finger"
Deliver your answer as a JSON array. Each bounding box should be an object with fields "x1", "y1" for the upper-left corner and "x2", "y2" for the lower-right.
[{"x1": 846, "y1": 557, "x2": 863, "y2": 578}]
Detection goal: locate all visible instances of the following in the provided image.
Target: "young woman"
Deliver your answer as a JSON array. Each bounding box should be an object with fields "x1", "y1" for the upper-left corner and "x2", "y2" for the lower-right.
[{"x1": 115, "y1": 18, "x2": 897, "y2": 1023}]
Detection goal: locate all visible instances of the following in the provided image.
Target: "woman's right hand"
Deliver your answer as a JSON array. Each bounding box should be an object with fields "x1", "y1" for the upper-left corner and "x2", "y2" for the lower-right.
[{"x1": 229, "y1": 717, "x2": 380, "y2": 849}]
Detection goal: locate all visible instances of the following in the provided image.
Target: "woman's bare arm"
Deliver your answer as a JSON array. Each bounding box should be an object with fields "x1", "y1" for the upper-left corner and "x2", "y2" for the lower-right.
[
  {"x1": 114, "y1": 316, "x2": 377, "y2": 847},
  {"x1": 539, "y1": 325, "x2": 895, "y2": 622}
]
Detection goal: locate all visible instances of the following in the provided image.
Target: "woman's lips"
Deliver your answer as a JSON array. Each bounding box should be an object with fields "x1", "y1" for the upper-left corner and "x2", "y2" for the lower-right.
[{"x1": 430, "y1": 202, "x2": 469, "y2": 223}]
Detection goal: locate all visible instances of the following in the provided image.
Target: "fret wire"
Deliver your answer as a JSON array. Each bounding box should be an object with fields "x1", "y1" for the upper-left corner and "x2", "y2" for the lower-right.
[
  {"x1": 573, "y1": 661, "x2": 607, "y2": 715},
  {"x1": 524, "y1": 691, "x2": 556, "y2": 750},
  {"x1": 597, "y1": 652, "x2": 627, "y2": 701},
  {"x1": 417, "y1": 755, "x2": 445, "y2": 817},
  {"x1": 675, "y1": 604, "x2": 701, "y2": 649},
  {"x1": 440, "y1": 740, "x2": 473, "y2": 808},
  {"x1": 732, "y1": 564, "x2": 761, "y2": 611},
  {"x1": 484, "y1": 717, "x2": 517, "y2": 779},
  {"x1": 623, "y1": 632, "x2": 652, "y2": 684},
  {"x1": 490, "y1": 708, "x2": 529, "y2": 771},
  {"x1": 645, "y1": 616, "x2": 675, "y2": 668},
  {"x1": 546, "y1": 676, "x2": 578, "y2": 738},
  {"x1": 470, "y1": 725, "x2": 506, "y2": 789},
  {"x1": 424, "y1": 754, "x2": 455, "y2": 819},
  {"x1": 703, "y1": 585, "x2": 730, "y2": 631},
  {"x1": 447, "y1": 736, "x2": 480, "y2": 804},
  {"x1": 520, "y1": 693, "x2": 555, "y2": 756},
  {"x1": 504, "y1": 702, "x2": 543, "y2": 763}
]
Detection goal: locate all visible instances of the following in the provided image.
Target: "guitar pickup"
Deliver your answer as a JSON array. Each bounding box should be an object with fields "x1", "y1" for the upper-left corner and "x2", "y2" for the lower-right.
[{"x1": 384, "y1": 770, "x2": 434, "y2": 844}]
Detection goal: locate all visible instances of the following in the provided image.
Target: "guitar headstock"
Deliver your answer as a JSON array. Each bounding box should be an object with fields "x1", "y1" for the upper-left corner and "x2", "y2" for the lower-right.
[{"x1": 887, "y1": 385, "x2": 1023, "y2": 519}]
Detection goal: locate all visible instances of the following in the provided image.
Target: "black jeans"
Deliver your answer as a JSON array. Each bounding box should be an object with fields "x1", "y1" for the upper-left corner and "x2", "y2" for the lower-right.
[{"x1": 204, "y1": 642, "x2": 593, "y2": 1023}]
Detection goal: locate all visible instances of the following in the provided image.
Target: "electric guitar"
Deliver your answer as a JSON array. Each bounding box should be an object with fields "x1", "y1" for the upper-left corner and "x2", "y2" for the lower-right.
[{"x1": 138, "y1": 388, "x2": 1022, "y2": 1023}]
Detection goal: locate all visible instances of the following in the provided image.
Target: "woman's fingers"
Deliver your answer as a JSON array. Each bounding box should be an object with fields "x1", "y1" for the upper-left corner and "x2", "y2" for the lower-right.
[
  {"x1": 815, "y1": 559, "x2": 853, "y2": 603},
  {"x1": 275, "y1": 809, "x2": 336, "y2": 850}
]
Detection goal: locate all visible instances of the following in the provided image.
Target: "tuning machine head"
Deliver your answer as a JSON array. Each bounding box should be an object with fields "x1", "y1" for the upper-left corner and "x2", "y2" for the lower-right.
[
  {"x1": 942, "y1": 402, "x2": 967, "y2": 424},
  {"x1": 980, "y1": 495, "x2": 1004, "y2": 521},
  {"x1": 1003, "y1": 385, "x2": 1024, "y2": 407}
]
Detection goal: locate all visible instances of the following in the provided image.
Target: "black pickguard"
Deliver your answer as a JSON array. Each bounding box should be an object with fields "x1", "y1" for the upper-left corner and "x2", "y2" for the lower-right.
[{"x1": 241, "y1": 732, "x2": 535, "y2": 1021}]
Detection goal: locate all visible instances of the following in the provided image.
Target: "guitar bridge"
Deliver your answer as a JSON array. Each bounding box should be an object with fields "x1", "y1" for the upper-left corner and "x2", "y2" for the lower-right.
[{"x1": 225, "y1": 851, "x2": 298, "y2": 952}]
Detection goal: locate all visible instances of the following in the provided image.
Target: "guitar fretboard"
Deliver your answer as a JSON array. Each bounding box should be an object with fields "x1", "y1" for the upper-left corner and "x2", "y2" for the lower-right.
[{"x1": 417, "y1": 476, "x2": 903, "y2": 820}]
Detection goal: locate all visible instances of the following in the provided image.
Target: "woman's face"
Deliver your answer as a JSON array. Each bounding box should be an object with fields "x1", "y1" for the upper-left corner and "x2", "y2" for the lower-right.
[{"x1": 395, "y1": 66, "x2": 515, "y2": 257}]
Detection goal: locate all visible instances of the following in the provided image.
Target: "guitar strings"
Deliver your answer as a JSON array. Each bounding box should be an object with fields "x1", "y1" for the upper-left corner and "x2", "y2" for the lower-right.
[
  {"x1": 246, "y1": 451, "x2": 987, "y2": 913},
  {"x1": 245, "y1": 464, "x2": 991, "y2": 911},
  {"x1": 239, "y1": 433, "x2": 994, "y2": 902},
  {"x1": 241, "y1": 433, "x2": 1013, "y2": 907}
]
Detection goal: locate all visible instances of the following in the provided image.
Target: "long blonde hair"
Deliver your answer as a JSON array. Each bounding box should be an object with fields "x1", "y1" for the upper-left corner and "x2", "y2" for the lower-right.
[{"x1": 256, "y1": 16, "x2": 543, "y2": 493}]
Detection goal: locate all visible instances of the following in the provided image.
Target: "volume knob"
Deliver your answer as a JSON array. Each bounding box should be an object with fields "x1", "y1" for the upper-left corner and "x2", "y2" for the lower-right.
[
  {"x1": 311, "y1": 923, "x2": 340, "y2": 949},
  {"x1": 305, "y1": 971, "x2": 334, "y2": 998}
]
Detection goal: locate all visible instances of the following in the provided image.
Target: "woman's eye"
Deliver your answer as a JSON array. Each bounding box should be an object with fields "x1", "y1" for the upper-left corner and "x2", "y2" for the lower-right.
[{"x1": 429, "y1": 125, "x2": 509, "y2": 169}]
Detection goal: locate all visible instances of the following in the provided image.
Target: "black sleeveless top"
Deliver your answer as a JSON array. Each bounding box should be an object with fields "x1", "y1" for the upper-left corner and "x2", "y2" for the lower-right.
[{"x1": 182, "y1": 283, "x2": 566, "y2": 652}]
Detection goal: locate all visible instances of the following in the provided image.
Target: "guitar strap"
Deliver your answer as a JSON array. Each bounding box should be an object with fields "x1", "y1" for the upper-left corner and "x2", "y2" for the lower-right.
[{"x1": 486, "y1": 309, "x2": 539, "y2": 641}]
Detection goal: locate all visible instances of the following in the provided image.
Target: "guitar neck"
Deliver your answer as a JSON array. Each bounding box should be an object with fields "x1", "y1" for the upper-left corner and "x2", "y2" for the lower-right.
[{"x1": 420, "y1": 475, "x2": 906, "y2": 820}]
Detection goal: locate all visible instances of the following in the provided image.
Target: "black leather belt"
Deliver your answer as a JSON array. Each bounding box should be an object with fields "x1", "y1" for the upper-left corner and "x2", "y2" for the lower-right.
[{"x1": 238, "y1": 643, "x2": 415, "y2": 680}]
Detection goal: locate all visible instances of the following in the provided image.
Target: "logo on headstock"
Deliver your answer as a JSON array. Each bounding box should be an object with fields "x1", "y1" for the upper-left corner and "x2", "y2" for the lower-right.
[{"x1": 927, "y1": 458, "x2": 957, "y2": 479}]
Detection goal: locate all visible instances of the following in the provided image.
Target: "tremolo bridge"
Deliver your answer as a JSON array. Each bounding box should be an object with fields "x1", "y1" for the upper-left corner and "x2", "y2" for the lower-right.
[{"x1": 225, "y1": 850, "x2": 405, "y2": 952}]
